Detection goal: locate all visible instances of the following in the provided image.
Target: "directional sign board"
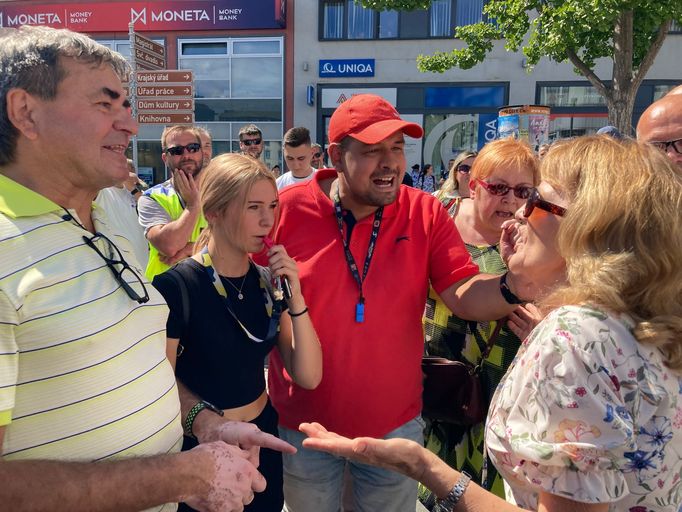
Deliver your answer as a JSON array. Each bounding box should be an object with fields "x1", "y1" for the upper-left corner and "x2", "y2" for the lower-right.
[
  {"x1": 136, "y1": 70, "x2": 193, "y2": 84},
  {"x1": 137, "y1": 113, "x2": 194, "y2": 125},
  {"x1": 137, "y1": 99, "x2": 194, "y2": 111},
  {"x1": 136, "y1": 85, "x2": 194, "y2": 98},
  {"x1": 133, "y1": 33, "x2": 166, "y2": 70}
]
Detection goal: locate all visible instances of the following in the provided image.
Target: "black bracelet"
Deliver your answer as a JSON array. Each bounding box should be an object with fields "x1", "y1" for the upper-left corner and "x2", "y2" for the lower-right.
[
  {"x1": 499, "y1": 272, "x2": 523, "y2": 305},
  {"x1": 289, "y1": 306, "x2": 308, "y2": 317}
]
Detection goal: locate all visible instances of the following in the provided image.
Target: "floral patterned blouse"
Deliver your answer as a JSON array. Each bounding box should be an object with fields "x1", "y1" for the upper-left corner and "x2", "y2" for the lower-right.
[{"x1": 486, "y1": 305, "x2": 682, "y2": 511}]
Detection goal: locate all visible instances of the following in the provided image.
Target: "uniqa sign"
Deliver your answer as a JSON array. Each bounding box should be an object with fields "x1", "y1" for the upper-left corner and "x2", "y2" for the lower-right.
[{"x1": 319, "y1": 59, "x2": 375, "y2": 78}]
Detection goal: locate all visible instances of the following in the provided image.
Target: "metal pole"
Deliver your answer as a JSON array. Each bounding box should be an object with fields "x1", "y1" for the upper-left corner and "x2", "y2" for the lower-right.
[{"x1": 128, "y1": 23, "x2": 139, "y2": 173}]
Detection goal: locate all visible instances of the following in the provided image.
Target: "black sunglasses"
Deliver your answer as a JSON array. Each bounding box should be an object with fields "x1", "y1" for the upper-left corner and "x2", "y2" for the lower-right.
[
  {"x1": 165, "y1": 143, "x2": 201, "y2": 156},
  {"x1": 651, "y1": 138, "x2": 682, "y2": 155},
  {"x1": 456, "y1": 164, "x2": 471, "y2": 174},
  {"x1": 242, "y1": 138, "x2": 262, "y2": 146},
  {"x1": 313, "y1": 152, "x2": 322, "y2": 158},
  {"x1": 83, "y1": 232, "x2": 150, "y2": 304},
  {"x1": 476, "y1": 179, "x2": 533, "y2": 199},
  {"x1": 523, "y1": 188, "x2": 567, "y2": 218}
]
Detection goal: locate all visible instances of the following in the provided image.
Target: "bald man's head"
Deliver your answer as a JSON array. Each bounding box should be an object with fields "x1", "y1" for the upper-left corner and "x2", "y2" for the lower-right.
[{"x1": 637, "y1": 94, "x2": 682, "y2": 169}]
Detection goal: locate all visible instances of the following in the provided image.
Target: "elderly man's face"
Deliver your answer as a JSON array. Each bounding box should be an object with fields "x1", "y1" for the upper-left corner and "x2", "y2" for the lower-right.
[
  {"x1": 637, "y1": 96, "x2": 682, "y2": 170},
  {"x1": 30, "y1": 58, "x2": 137, "y2": 191}
]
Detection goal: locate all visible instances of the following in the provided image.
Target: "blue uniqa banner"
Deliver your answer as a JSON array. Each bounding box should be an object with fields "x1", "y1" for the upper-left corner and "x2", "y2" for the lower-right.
[{"x1": 319, "y1": 59, "x2": 375, "y2": 78}]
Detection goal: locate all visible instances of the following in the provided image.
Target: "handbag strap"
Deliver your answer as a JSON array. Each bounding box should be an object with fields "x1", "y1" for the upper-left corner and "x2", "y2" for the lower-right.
[{"x1": 478, "y1": 318, "x2": 505, "y2": 363}]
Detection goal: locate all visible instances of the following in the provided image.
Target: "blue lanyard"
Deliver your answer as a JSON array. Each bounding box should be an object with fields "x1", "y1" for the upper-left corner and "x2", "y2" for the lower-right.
[
  {"x1": 199, "y1": 247, "x2": 282, "y2": 342},
  {"x1": 333, "y1": 193, "x2": 383, "y2": 323}
]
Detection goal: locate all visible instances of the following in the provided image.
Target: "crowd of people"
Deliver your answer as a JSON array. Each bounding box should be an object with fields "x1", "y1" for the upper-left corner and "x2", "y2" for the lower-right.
[{"x1": 1, "y1": 25, "x2": 681, "y2": 512}]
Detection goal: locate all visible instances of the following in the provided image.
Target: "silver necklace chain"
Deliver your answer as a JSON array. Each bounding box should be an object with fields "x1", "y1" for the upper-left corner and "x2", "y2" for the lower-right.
[{"x1": 223, "y1": 273, "x2": 248, "y2": 300}]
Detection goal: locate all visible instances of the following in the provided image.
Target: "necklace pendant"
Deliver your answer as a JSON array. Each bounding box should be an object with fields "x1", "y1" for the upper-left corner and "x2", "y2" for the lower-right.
[{"x1": 237, "y1": 292, "x2": 244, "y2": 300}]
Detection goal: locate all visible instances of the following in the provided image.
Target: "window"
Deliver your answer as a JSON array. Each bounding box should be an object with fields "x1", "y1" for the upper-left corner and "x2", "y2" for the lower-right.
[
  {"x1": 379, "y1": 10, "x2": 399, "y2": 38},
  {"x1": 320, "y1": 0, "x2": 483, "y2": 40},
  {"x1": 456, "y1": 0, "x2": 485, "y2": 26},
  {"x1": 539, "y1": 85, "x2": 606, "y2": 107},
  {"x1": 430, "y1": 0, "x2": 452, "y2": 37},
  {"x1": 129, "y1": 37, "x2": 284, "y2": 183},
  {"x1": 323, "y1": 1, "x2": 344, "y2": 39},
  {"x1": 348, "y1": 1, "x2": 375, "y2": 38},
  {"x1": 670, "y1": 19, "x2": 681, "y2": 33}
]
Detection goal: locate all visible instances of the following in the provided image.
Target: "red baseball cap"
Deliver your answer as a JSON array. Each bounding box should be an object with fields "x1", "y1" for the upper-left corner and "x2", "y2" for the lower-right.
[{"x1": 328, "y1": 94, "x2": 423, "y2": 144}]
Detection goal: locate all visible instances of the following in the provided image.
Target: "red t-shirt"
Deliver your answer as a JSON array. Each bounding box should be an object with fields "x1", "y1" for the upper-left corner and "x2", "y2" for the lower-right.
[{"x1": 269, "y1": 169, "x2": 479, "y2": 438}]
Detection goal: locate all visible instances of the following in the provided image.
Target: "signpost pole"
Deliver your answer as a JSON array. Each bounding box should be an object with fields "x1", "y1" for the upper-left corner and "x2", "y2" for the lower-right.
[{"x1": 128, "y1": 22, "x2": 138, "y2": 173}]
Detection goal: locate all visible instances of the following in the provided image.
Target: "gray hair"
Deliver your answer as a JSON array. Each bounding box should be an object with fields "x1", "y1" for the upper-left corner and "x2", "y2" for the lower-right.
[{"x1": 0, "y1": 25, "x2": 130, "y2": 165}]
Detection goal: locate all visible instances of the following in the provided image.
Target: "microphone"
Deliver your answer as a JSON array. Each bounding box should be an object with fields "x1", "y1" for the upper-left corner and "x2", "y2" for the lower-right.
[{"x1": 263, "y1": 236, "x2": 292, "y2": 300}]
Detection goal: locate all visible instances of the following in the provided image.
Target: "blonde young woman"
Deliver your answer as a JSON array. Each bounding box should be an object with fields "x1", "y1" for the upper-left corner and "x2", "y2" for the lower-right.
[
  {"x1": 422, "y1": 138, "x2": 539, "y2": 499},
  {"x1": 435, "y1": 151, "x2": 477, "y2": 203},
  {"x1": 300, "y1": 136, "x2": 682, "y2": 512},
  {"x1": 153, "y1": 153, "x2": 322, "y2": 511}
]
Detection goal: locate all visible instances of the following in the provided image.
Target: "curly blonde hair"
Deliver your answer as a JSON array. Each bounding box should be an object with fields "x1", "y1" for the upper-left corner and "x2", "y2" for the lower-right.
[{"x1": 542, "y1": 135, "x2": 682, "y2": 371}]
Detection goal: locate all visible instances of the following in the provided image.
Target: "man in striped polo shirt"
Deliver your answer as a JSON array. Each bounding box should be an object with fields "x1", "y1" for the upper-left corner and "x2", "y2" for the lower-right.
[{"x1": 0, "y1": 26, "x2": 293, "y2": 511}]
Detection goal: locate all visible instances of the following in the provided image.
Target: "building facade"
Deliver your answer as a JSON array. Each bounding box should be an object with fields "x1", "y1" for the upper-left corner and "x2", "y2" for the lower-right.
[{"x1": 294, "y1": 1, "x2": 682, "y2": 172}]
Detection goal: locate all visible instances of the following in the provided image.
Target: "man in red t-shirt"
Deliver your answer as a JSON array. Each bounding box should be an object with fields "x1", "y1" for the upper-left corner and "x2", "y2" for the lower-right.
[{"x1": 269, "y1": 94, "x2": 528, "y2": 512}]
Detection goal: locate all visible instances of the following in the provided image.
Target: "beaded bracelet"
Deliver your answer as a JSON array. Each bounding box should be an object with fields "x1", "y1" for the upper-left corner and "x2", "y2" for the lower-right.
[{"x1": 184, "y1": 400, "x2": 224, "y2": 438}]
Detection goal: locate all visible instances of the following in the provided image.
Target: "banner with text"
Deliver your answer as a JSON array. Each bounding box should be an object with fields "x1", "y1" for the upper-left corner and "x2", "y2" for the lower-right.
[{"x1": 0, "y1": 0, "x2": 286, "y2": 32}]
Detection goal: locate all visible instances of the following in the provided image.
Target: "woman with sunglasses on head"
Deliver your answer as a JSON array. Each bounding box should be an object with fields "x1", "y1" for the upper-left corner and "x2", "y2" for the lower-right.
[
  {"x1": 421, "y1": 138, "x2": 539, "y2": 501},
  {"x1": 435, "y1": 151, "x2": 477, "y2": 204},
  {"x1": 301, "y1": 135, "x2": 682, "y2": 512},
  {"x1": 152, "y1": 153, "x2": 322, "y2": 512}
]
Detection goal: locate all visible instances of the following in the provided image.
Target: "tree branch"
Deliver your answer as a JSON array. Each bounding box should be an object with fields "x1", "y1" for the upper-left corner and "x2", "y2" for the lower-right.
[
  {"x1": 566, "y1": 49, "x2": 609, "y2": 99},
  {"x1": 632, "y1": 19, "x2": 671, "y2": 91}
]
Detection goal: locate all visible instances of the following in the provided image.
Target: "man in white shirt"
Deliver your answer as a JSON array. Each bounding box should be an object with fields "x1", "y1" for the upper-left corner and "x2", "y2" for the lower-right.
[
  {"x1": 95, "y1": 159, "x2": 150, "y2": 268},
  {"x1": 276, "y1": 127, "x2": 316, "y2": 190}
]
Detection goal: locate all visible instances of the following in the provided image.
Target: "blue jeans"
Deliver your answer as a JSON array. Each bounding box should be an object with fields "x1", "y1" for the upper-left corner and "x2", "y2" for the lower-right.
[{"x1": 279, "y1": 416, "x2": 425, "y2": 512}]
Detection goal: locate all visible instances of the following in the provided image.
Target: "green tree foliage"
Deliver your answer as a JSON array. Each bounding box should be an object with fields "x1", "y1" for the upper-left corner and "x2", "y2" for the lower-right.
[{"x1": 360, "y1": 0, "x2": 682, "y2": 134}]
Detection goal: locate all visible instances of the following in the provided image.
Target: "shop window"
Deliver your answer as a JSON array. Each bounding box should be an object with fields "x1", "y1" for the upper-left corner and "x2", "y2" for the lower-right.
[{"x1": 539, "y1": 85, "x2": 606, "y2": 107}]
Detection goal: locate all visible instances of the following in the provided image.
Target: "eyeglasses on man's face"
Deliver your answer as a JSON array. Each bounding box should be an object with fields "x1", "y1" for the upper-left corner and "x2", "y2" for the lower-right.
[
  {"x1": 476, "y1": 179, "x2": 534, "y2": 199},
  {"x1": 165, "y1": 143, "x2": 202, "y2": 156},
  {"x1": 241, "y1": 138, "x2": 262, "y2": 146},
  {"x1": 312, "y1": 152, "x2": 322, "y2": 158},
  {"x1": 651, "y1": 138, "x2": 682, "y2": 155},
  {"x1": 83, "y1": 233, "x2": 150, "y2": 304},
  {"x1": 523, "y1": 188, "x2": 567, "y2": 218}
]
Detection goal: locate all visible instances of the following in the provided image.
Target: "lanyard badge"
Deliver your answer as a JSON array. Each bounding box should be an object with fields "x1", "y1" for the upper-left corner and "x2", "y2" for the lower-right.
[{"x1": 333, "y1": 193, "x2": 383, "y2": 323}]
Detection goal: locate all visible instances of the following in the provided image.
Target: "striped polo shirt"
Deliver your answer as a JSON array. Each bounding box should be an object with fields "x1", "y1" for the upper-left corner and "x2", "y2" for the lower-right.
[{"x1": 0, "y1": 175, "x2": 182, "y2": 510}]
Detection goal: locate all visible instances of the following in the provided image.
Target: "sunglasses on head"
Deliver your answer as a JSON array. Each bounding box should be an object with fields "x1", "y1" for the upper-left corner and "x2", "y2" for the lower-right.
[
  {"x1": 242, "y1": 138, "x2": 262, "y2": 146},
  {"x1": 476, "y1": 179, "x2": 533, "y2": 199},
  {"x1": 165, "y1": 143, "x2": 201, "y2": 156},
  {"x1": 651, "y1": 138, "x2": 682, "y2": 155},
  {"x1": 456, "y1": 164, "x2": 471, "y2": 174},
  {"x1": 523, "y1": 188, "x2": 566, "y2": 218}
]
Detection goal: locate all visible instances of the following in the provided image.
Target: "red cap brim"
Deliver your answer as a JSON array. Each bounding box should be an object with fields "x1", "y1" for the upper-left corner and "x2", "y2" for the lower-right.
[{"x1": 346, "y1": 119, "x2": 424, "y2": 144}]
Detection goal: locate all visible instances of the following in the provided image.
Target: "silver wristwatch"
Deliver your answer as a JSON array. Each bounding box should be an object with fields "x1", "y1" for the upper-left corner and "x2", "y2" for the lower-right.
[{"x1": 434, "y1": 471, "x2": 472, "y2": 511}]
